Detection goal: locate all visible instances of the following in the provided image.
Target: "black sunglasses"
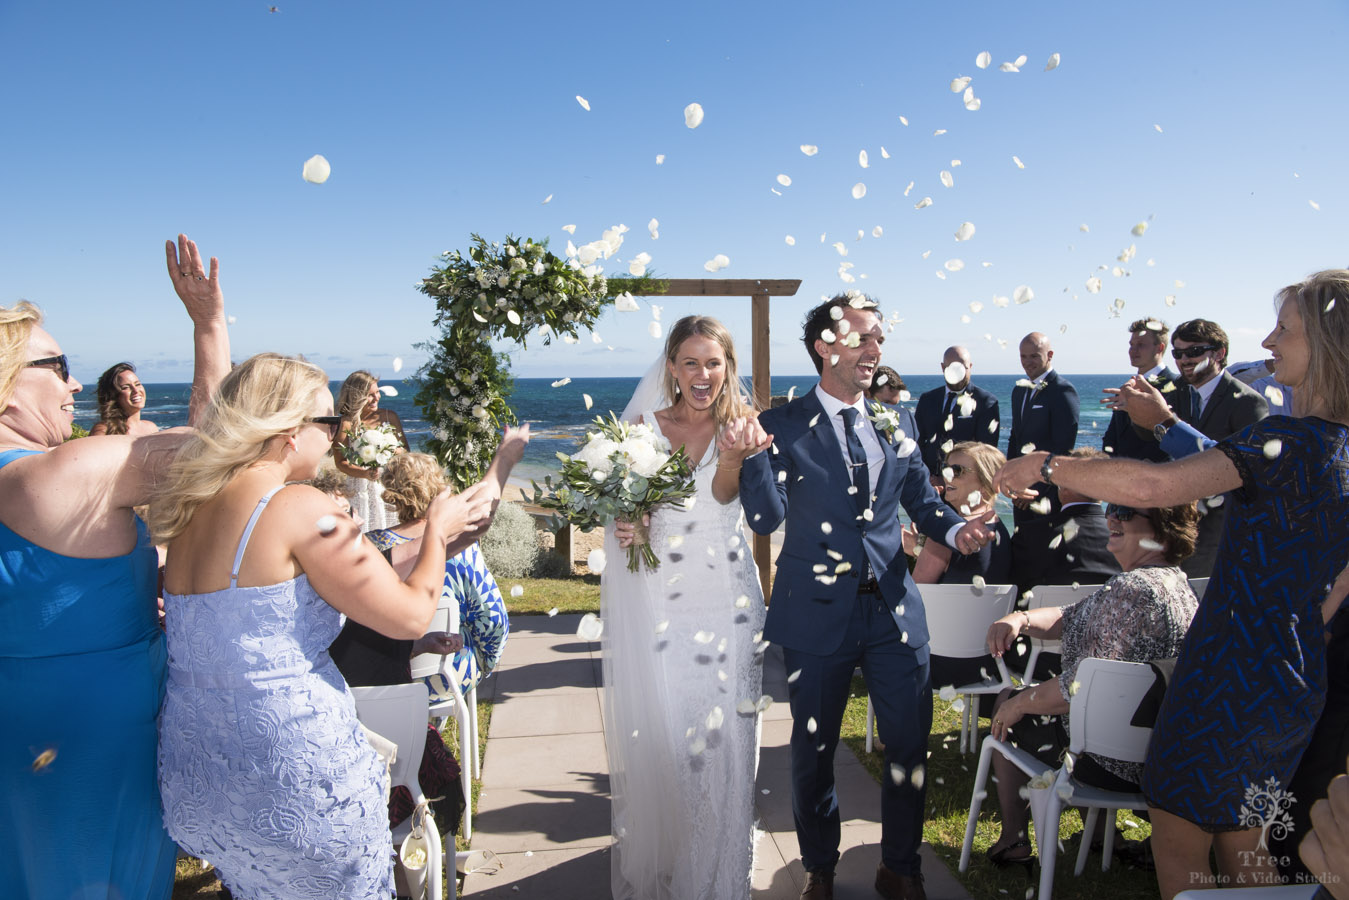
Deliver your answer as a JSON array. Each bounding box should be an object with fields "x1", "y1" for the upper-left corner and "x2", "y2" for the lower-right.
[
  {"x1": 26, "y1": 354, "x2": 70, "y2": 382},
  {"x1": 1105, "y1": 503, "x2": 1143, "y2": 521},
  {"x1": 1172, "y1": 344, "x2": 1219, "y2": 360},
  {"x1": 945, "y1": 463, "x2": 968, "y2": 479},
  {"x1": 306, "y1": 415, "x2": 343, "y2": 437}
]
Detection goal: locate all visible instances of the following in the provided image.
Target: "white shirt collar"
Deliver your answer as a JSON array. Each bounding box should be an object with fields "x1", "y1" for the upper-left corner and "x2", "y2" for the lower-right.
[
  {"x1": 1140, "y1": 363, "x2": 1165, "y2": 379},
  {"x1": 1194, "y1": 368, "x2": 1225, "y2": 406},
  {"x1": 814, "y1": 384, "x2": 866, "y2": 419}
]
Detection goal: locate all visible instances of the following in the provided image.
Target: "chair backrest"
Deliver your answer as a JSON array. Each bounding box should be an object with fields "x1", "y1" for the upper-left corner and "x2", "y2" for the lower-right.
[
  {"x1": 1066, "y1": 658, "x2": 1157, "y2": 763},
  {"x1": 1188, "y1": 577, "x2": 1209, "y2": 601},
  {"x1": 1025, "y1": 583, "x2": 1104, "y2": 651},
  {"x1": 350, "y1": 683, "x2": 430, "y2": 796},
  {"x1": 922, "y1": 583, "x2": 1018, "y2": 659}
]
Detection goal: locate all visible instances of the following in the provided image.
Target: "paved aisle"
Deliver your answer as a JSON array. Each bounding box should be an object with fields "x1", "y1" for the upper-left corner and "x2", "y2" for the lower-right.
[{"x1": 463, "y1": 613, "x2": 971, "y2": 900}]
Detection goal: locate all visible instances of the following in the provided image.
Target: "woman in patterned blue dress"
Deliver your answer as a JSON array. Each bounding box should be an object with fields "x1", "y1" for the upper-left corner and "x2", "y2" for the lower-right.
[
  {"x1": 995, "y1": 269, "x2": 1349, "y2": 898},
  {"x1": 151, "y1": 354, "x2": 503, "y2": 899}
]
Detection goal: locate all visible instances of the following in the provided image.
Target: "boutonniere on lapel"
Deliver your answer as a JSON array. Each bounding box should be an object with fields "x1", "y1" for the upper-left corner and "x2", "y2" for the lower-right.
[
  {"x1": 867, "y1": 401, "x2": 917, "y2": 457},
  {"x1": 1015, "y1": 377, "x2": 1048, "y2": 393}
]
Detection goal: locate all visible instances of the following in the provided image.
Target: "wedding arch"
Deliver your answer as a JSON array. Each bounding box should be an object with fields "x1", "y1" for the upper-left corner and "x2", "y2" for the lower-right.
[{"x1": 413, "y1": 234, "x2": 799, "y2": 595}]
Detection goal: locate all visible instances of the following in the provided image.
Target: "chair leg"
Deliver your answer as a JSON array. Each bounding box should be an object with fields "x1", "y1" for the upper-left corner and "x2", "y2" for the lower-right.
[
  {"x1": 865, "y1": 696, "x2": 875, "y2": 754},
  {"x1": 457, "y1": 702, "x2": 473, "y2": 841},
  {"x1": 468, "y1": 683, "x2": 480, "y2": 779},
  {"x1": 1039, "y1": 791, "x2": 1063, "y2": 900},
  {"x1": 427, "y1": 813, "x2": 444, "y2": 900},
  {"x1": 959, "y1": 738, "x2": 997, "y2": 873},
  {"x1": 1075, "y1": 807, "x2": 1098, "y2": 876},
  {"x1": 1101, "y1": 811, "x2": 1116, "y2": 871}
]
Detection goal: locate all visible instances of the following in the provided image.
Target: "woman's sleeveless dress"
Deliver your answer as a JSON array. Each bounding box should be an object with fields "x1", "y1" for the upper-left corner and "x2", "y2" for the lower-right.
[
  {"x1": 0, "y1": 448, "x2": 178, "y2": 899},
  {"x1": 603, "y1": 414, "x2": 768, "y2": 900},
  {"x1": 158, "y1": 487, "x2": 393, "y2": 898}
]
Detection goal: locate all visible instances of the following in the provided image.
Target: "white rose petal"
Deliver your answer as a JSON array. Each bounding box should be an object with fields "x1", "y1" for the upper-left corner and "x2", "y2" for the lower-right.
[
  {"x1": 976, "y1": 51, "x2": 991, "y2": 69},
  {"x1": 379, "y1": 384, "x2": 399, "y2": 398},
  {"x1": 950, "y1": 76, "x2": 972, "y2": 93},
  {"x1": 1086, "y1": 277, "x2": 1102, "y2": 293},
  {"x1": 540, "y1": 194, "x2": 552, "y2": 205},
  {"x1": 316, "y1": 515, "x2": 338, "y2": 535},
  {"x1": 881, "y1": 147, "x2": 890, "y2": 159},
  {"x1": 851, "y1": 182, "x2": 867, "y2": 199},
  {"x1": 683, "y1": 102, "x2": 704, "y2": 128},
  {"x1": 872, "y1": 226, "x2": 883, "y2": 237},
  {"x1": 784, "y1": 235, "x2": 796, "y2": 245},
  {"x1": 510, "y1": 585, "x2": 524, "y2": 598},
  {"x1": 577, "y1": 612, "x2": 604, "y2": 641},
  {"x1": 301, "y1": 154, "x2": 331, "y2": 184},
  {"x1": 1155, "y1": 124, "x2": 1163, "y2": 133},
  {"x1": 940, "y1": 170, "x2": 954, "y2": 188},
  {"x1": 655, "y1": 154, "x2": 665, "y2": 165},
  {"x1": 551, "y1": 377, "x2": 572, "y2": 388},
  {"x1": 1012, "y1": 155, "x2": 1025, "y2": 169},
  {"x1": 801, "y1": 144, "x2": 819, "y2": 156},
  {"x1": 934, "y1": 128, "x2": 947, "y2": 135},
  {"x1": 615, "y1": 292, "x2": 640, "y2": 312},
  {"x1": 1263, "y1": 439, "x2": 1283, "y2": 459},
  {"x1": 1310, "y1": 200, "x2": 1321, "y2": 211},
  {"x1": 706, "y1": 706, "x2": 725, "y2": 730},
  {"x1": 944, "y1": 258, "x2": 965, "y2": 272},
  {"x1": 582, "y1": 393, "x2": 593, "y2": 410},
  {"x1": 1000, "y1": 62, "x2": 1020, "y2": 72},
  {"x1": 576, "y1": 95, "x2": 590, "y2": 111},
  {"x1": 648, "y1": 321, "x2": 662, "y2": 339},
  {"x1": 915, "y1": 196, "x2": 933, "y2": 210},
  {"x1": 955, "y1": 222, "x2": 976, "y2": 242},
  {"x1": 1013, "y1": 285, "x2": 1035, "y2": 305},
  {"x1": 944, "y1": 361, "x2": 968, "y2": 386},
  {"x1": 806, "y1": 716, "x2": 818, "y2": 734},
  {"x1": 1132, "y1": 222, "x2": 1149, "y2": 237},
  {"x1": 392, "y1": 357, "x2": 403, "y2": 373},
  {"x1": 1045, "y1": 52, "x2": 1061, "y2": 71},
  {"x1": 587, "y1": 548, "x2": 607, "y2": 574}
]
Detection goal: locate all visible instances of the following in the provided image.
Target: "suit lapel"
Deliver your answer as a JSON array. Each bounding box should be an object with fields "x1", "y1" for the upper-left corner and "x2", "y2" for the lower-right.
[{"x1": 803, "y1": 392, "x2": 852, "y2": 489}]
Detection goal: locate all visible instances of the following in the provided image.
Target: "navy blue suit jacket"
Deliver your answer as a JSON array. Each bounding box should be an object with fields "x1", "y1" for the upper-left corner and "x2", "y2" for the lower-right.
[
  {"x1": 914, "y1": 384, "x2": 1001, "y2": 474},
  {"x1": 1007, "y1": 369, "x2": 1080, "y2": 459},
  {"x1": 1102, "y1": 367, "x2": 1181, "y2": 462},
  {"x1": 740, "y1": 390, "x2": 964, "y2": 657}
]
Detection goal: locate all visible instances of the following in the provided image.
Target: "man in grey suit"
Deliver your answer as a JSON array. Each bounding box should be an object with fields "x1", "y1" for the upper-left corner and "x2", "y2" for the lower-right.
[{"x1": 1164, "y1": 318, "x2": 1268, "y2": 576}]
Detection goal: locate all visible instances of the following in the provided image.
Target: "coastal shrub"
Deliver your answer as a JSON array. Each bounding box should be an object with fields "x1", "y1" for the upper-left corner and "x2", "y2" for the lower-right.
[{"x1": 480, "y1": 501, "x2": 539, "y2": 579}]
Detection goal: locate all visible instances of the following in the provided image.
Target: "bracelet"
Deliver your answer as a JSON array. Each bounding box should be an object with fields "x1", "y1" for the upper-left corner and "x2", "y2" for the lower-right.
[{"x1": 716, "y1": 461, "x2": 743, "y2": 471}]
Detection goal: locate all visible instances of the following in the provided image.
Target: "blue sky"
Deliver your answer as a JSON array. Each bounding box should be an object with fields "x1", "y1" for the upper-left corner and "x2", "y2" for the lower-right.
[{"x1": 2, "y1": 0, "x2": 1345, "y2": 385}]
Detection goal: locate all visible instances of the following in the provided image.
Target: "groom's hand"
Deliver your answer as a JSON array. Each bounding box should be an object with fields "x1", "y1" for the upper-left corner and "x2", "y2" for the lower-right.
[{"x1": 953, "y1": 518, "x2": 993, "y2": 555}]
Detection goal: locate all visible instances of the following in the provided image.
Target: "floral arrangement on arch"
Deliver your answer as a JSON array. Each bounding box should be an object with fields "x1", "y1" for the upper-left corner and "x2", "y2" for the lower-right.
[{"x1": 413, "y1": 232, "x2": 663, "y2": 488}]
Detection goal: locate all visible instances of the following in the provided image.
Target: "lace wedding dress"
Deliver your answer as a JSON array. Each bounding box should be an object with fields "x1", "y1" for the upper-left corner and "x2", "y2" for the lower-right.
[{"x1": 603, "y1": 408, "x2": 767, "y2": 900}]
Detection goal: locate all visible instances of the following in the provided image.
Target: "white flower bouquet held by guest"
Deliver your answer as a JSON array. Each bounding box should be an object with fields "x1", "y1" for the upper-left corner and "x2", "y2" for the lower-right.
[
  {"x1": 342, "y1": 420, "x2": 402, "y2": 469},
  {"x1": 532, "y1": 411, "x2": 696, "y2": 570}
]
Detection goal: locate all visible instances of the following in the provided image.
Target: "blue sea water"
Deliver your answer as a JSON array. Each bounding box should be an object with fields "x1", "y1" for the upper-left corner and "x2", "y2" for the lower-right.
[{"x1": 76, "y1": 374, "x2": 1131, "y2": 483}]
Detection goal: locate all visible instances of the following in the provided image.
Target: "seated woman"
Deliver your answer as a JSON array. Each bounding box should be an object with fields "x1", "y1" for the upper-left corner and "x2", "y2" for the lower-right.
[
  {"x1": 332, "y1": 369, "x2": 409, "y2": 530},
  {"x1": 89, "y1": 361, "x2": 158, "y2": 436},
  {"x1": 346, "y1": 452, "x2": 514, "y2": 698},
  {"x1": 908, "y1": 440, "x2": 1011, "y2": 585},
  {"x1": 980, "y1": 501, "x2": 1201, "y2": 867}
]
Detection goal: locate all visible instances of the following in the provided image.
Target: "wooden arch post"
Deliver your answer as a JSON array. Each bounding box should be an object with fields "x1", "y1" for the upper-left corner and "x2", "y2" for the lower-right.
[{"x1": 620, "y1": 278, "x2": 802, "y2": 602}]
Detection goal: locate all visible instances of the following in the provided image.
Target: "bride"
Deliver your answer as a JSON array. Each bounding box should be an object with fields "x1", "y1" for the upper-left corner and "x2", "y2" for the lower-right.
[{"x1": 605, "y1": 315, "x2": 773, "y2": 900}]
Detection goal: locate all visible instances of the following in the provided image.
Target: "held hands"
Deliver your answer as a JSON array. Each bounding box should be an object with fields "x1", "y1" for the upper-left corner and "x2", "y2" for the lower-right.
[
  {"x1": 1103, "y1": 375, "x2": 1173, "y2": 430},
  {"x1": 165, "y1": 233, "x2": 224, "y2": 324},
  {"x1": 953, "y1": 517, "x2": 994, "y2": 555},
  {"x1": 716, "y1": 415, "x2": 772, "y2": 468},
  {"x1": 413, "y1": 631, "x2": 464, "y2": 657},
  {"x1": 428, "y1": 481, "x2": 496, "y2": 543},
  {"x1": 992, "y1": 453, "x2": 1047, "y2": 501},
  {"x1": 614, "y1": 513, "x2": 651, "y2": 549}
]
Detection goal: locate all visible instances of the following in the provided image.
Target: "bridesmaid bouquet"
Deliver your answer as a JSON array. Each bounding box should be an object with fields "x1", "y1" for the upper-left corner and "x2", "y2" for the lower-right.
[
  {"x1": 343, "y1": 423, "x2": 402, "y2": 470},
  {"x1": 532, "y1": 413, "x2": 696, "y2": 571}
]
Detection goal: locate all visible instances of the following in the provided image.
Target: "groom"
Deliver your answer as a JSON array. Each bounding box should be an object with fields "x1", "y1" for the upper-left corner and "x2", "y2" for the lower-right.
[{"x1": 740, "y1": 296, "x2": 994, "y2": 900}]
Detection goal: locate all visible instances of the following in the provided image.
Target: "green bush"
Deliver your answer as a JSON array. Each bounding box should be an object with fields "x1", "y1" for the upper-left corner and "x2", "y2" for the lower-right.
[{"x1": 480, "y1": 501, "x2": 539, "y2": 579}]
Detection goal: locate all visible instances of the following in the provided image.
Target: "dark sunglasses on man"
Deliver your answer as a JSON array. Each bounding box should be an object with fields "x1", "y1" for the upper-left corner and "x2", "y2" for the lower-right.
[
  {"x1": 1171, "y1": 344, "x2": 1219, "y2": 361},
  {"x1": 26, "y1": 354, "x2": 70, "y2": 383}
]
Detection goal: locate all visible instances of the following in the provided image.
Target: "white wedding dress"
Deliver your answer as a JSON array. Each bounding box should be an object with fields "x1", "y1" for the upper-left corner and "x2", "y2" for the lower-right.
[{"x1": 602, "y1": 408, "x2": 767, "y2": 900}]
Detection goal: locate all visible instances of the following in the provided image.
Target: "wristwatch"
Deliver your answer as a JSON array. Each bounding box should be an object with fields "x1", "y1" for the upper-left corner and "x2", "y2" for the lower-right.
[
  {"x1": 1153, "y1": 415, "x2": 1179, "y2": 442},
  {"x1": 1040, "y1": 452, "x2": 1056, "y2": 485}
]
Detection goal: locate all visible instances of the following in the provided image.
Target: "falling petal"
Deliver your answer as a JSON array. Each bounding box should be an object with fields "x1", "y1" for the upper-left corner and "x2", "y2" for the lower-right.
[
  {"x1": 648, "y1": 218, "x2": 659, "y2": 239},
  {"x1": 1310, "y1": 200, "x2": 1321, "y2": 211},
  {"x1": 1012, "y1": 155, "x2": 1025, "y2": 169},
  {"x1": 1154, "y1": 124, "x2": 1163, "y2": 133},
  {"x1": 806, "y1": 716, "x2": 818, "y2": 734},
  {"x1": 881, "y1": 147, "x2": 890, "y2": 159},
  {"x1": 684, "y1": 102, "x2": 704, "y2": 128},
  {"x1": 316, "y1": 515, "x2": 337, "y2": 535},
  {"x1": 1086, "y1": 277, "x2": 1102, "y2": 293},
  {"x1": 1014, "y1": 54, "x2": 1027, "y2": 67},
  {"x1": 801, "y1": 144, "x2": 819, "y2": 156},
  {"x1": 774, "y1": 173, "x2": 793, "y2": 188},
  {"x1": 851, "y1": 182, "x2": 867, "y2": 199},
  {"x1": 915, "y1": 197, "x2": 933, "y2": 210},
  {"x1": 654, "y1": 619, "x2": 669, "y2": 635},
  {"x1": 1263, "y1": 439, "x2": 1283, "y2": 459},
  {"x1": 577, "y1": 612, "x2": 604, "y2": 641},
  {"x1": 226, "y1": 315, "x2": 237, "y2": 325},
  {"x1": 551, "y1": 377, "x2": 572, "y2": 388},
  {"x1": 944, "y1": 259, "x2": 965, "y2": 272},
  {"x1": 820, "y1": 522, "x2": 833, "y2": 535},
  {"x1": 950, "y1": 76, "x2": 972, "y2": 93},
  {"x1": 933, "y1": 128, "x2": 947, "y2": 136},
  {"x1": 1079, "y1": 224, "x2": 1090, "y2": 233},
  {"x1": 301, "y1": 154, "x2": 331, "y2": 184},
  {"x1": 899, "y1": 115, "x2": 909, "y2": 126},
  {"x1": 1132, "y1": 222, "x2": 1149, "y2": 236},
  {"x1": 1000, "y1": 62, "x2": 1020, "y2": 72},
  {"x1": 541, "y1": 194, "x2": 552, "y2": 205},
  {"x1": 969, "y1": 301, "x2": 984, "y2": 314},
  {"x1": 940, "y1": 171, "x2": 954, "y2": 188},
  {"x1": 1045, "y1": 52, "x2": 1061, "y2": 70},
  {"x1": 944, "y1": 361, "x2": 968, "y2": 386},
  {"x1": 1013, "y1": 285, "x2": 1034, "y2": 305},
  {"x1": 587, "y1": 548, "x2": 607, "y2": 573},
  {"x1": 562, "y1": 224, "x2": 577, "y2": 235},
  {"x1": 964, "y1": 90, "x2": 981, "y2": 112},
  {"x1": 693, "y1": 630, "x2": 715, "y2": 644},
  {"x1": 655, "y1": 154, "x2": 665, "y2": 165},
  {"x1": 785, "y1": 235, "x2": 796, "y2": 245},
  {"x1": 955, "y1": 222, "x2": 976, "y2": 242},
  {"x1": 904, "y1": 181, "x2": 915, "y2": 196},
  {"x1": 510, "y1": 584, "x2": 524, "y2": 598},
  {"x1": 391, "y1": 357, "x2": 403, "y2": 373},
  {"x1": 583, "y1": 393, "x2": 593, "y2": 410},
  {"x1": 648, "y1": 321, "x2": 662, "y2": 339},
  {"x1": 575, "y1": 95, "x2": 590, "y2": 111}
]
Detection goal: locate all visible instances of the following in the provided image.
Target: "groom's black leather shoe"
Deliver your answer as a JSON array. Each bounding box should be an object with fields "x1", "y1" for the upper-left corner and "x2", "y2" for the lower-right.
[
  {"x1": 875, "y1": 864, "x2": 926, "y2": 900},
  {"x1": 801, "y1": 870, "x2": 834, "y2": 899}
]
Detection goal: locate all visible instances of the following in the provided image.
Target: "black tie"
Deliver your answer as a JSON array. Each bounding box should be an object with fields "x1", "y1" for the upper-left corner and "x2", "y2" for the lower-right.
[
  {"x1": 840, "y1": 408, "x2": 870, "y2": 514},
  {"x1": 943, "y1": 391, "x2": 957, "y2": 423}
]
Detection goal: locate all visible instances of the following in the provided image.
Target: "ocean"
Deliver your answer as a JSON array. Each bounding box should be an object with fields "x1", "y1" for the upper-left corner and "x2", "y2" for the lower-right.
[{"x1": 75, "y1": 374, "x2": 1131, "y2": 484}]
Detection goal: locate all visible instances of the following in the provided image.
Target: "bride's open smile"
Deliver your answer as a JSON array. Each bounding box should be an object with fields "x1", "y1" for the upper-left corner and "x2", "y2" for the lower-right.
[{"x1": 667, "y1": 335, "x2": 726, "y2": 411}]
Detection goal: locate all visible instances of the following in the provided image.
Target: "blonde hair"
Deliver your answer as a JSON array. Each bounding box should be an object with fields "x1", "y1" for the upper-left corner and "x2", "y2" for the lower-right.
[
  {"x1": 307, "y1": 462, "x2": 353, "y2": 500},
  {"x1": 380, "y1": 452, "x2": 447, "y2": 522},
  {"x1": 336, "y1": 370, "x2": 378, "y2": 429},
  {"x1": 661, "y1": 316, "x2": 755, "y2": 426},
  {"x1": 947, "y1": 440, "x2": 1007, "y2": 501},
  {"x1": 1277, "y1": 270, "x2": 1349, "y2": 421},
  {"x1": 150, "y1": 353, "x2": 329, "y2": 542},
  {"x1": 0, "y1": 301, "x2": 43, "y2": 415}
]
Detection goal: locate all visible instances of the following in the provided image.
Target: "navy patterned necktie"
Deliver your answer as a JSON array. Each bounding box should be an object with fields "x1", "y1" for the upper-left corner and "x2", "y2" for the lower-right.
[{"x1": 839, "y1": 408, "x2": 870, "y2": 513}]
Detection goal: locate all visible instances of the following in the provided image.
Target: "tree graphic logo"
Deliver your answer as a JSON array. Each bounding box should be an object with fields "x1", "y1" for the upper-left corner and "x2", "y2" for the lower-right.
[{"x1": 1239, "y1": 777, "x2": 1296, "y2": 850}]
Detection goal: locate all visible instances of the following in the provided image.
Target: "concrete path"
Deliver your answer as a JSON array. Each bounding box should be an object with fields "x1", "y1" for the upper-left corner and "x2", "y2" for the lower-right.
[{"x1": 463, "y1": 613, "x2": 972, "y2": 900}]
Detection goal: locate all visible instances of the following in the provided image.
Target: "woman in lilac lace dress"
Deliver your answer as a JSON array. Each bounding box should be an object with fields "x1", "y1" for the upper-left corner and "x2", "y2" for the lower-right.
[{"x1": 152, "y1": 354, "x2": 499, "y2": 899}]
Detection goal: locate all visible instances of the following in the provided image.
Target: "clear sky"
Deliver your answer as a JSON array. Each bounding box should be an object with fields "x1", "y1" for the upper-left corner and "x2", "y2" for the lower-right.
[{"x1": 2, "y1": 0, "x2": 1345, "y2": 385}]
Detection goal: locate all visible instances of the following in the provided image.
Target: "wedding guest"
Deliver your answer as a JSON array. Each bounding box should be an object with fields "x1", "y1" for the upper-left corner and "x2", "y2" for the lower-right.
[
  {"x1": 0, "y1": 235, "x2": 228, "y2": 900},
  {"x1": 867, "y1": 365, "x2": 908, "y2": 406},
  {"x1": 906, "y1": 441, "x2": 1010, "y2": 586},
  {"x1": 994, "y1": 270, "x2": 1349, "y2": 899},
  {"x1": 1102, "y1": 318, "x2": 1179, "y2": 463},
  {"x1": 980, "y1": 502, "x2": 1199, "y2": 868},
  {"x1": 1007, "y1": 332, "x2": 1079, "y2": 525},
  {"x1": 1227, "y1": 358, "x2": 1292, "y2": 415},
  {"x1": 333, "y1": 369, "x2": 409, "y2": 530},
  {"x1": 152, "y1": 353, "x2": 499, "y2": 899},
  {"x1": 90, "y1": 361, "x2": 159, "y2": 436},
  {"x1": 915, "y1": 345, "x2": 1000, "y2": 479},
  {"x1": 1168, "y1": 318, "x2": 1268, "y2": 577},
  {"x1": 308, "y1": 462, "x2": 362, "y2": 528}
]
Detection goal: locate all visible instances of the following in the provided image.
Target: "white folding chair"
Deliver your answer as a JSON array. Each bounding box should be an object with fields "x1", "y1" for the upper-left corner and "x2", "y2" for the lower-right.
[
  {"x1": 410, "y1": 606, "x2": 476, "y2": 842},
  {"x1": 350, "y1": 683, "x2": 446, "y2": 900},
  {"x1": 866, "y1": 582, "x2": 1018, "y2": 755},
  {"x1": 1188, "y1": 576, "x2": 1210, "y2": 600},
  {"x1": 1021, "y1": 584, "x2": 1102, "y2": 685},
  {"x1": 958, "y1": 658, "x2": 1157, "y2": 900}
]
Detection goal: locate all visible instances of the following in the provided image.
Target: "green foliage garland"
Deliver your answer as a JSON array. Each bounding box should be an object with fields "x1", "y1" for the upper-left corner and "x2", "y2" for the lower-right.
[{"x1": 414, "y1": 233, "x2": 663, "y2": 488}]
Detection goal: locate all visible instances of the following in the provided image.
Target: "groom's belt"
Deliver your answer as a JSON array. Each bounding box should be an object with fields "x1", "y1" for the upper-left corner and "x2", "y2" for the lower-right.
[{"x1": 856, "y1": 577, "x2": 880, "y2": 595}]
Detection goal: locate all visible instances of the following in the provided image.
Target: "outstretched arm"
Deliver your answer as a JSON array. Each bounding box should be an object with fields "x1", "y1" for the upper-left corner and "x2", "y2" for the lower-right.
[
  {"x1": 165, "y1": 234, "x2": 229, "y2": 427},
  {"x1": 994, "y1": 447, "x2": 1242, "y2": 509}
]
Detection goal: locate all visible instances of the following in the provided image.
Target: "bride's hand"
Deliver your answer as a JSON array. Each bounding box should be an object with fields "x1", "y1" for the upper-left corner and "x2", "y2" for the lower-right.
[
  {"x1": 717, "y1": 416, "x2": 773, "y2": 466},
  {"x1": 614, "y1": 513, "x2": 651, "y2": 548}
]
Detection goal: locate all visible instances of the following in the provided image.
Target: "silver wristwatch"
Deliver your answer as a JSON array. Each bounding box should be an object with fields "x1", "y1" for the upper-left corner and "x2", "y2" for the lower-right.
[{"x1": 1153, "y1": 416, "x2": 1178, "y2": 441}]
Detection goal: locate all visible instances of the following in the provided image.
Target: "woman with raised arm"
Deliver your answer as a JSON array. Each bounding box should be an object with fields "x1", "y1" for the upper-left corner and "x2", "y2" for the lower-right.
[
  {"x1": 150, "y1": 353, "x2": 502, "y2": 899},
  {"x1": 0, "y1": 235, "x2": 229, "y2": 899},
  {"x1": 995, "y1": 269, "x2": 1349, "y2": 899}
]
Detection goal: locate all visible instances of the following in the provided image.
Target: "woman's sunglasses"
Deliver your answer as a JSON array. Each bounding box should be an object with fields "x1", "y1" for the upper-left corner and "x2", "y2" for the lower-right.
[
  {"x1": 306, "y1": 415, "x2": 343, "y2": 438},
  {"x1": 26, "y1": 354, "x2": 70, "y2": 382},
  {"x1": 1171, "y1": 344, "x2": 1219, "y2": 360},
  {"x1": 1105, "y1": 503, "x2": 1144, "y2": 521},
  {"x1": 945, "y1": 463, "x2": 968, "y2": 479}
]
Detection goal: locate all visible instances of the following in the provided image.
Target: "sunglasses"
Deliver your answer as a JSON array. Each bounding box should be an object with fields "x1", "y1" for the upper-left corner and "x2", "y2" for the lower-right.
[
  {"x1": 1105, "y1": 503, "x2": 1149, "y2": 522},
  {"x1": 1171, "y1": 344, "x2": 1219, "y2": 360},
  {"x1": 306, "y1": 415, "x2": 343, "y2": 438},
  {"x1": 944, "y1": 463, "x2": 968, "y2": 479},
  {"x1": 26, "y1": 354, "x2": 70, "y2": 382}
]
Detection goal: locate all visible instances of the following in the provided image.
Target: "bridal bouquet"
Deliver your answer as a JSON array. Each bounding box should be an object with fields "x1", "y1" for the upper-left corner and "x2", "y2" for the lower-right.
[
  {"x1": 343, "y1": 423, "x2": 402, "y2": 470},
  {"x1": 532, "y1": 413, "x2": 696, "y2": 571}
]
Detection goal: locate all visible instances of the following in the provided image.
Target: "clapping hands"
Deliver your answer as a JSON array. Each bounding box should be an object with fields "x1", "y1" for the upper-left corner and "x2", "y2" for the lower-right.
[{"x1": 716, "y1": 415, "x2": 772, "y2": 466}]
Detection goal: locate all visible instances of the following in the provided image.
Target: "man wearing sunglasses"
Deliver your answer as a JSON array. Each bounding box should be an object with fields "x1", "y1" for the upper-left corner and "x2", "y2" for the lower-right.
[{"x1": 1160, "y1": 318, "x2": 1268, "y2": 577}]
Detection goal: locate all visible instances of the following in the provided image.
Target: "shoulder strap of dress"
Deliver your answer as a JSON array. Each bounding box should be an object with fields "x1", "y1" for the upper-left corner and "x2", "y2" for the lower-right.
[{"x1": 230, "y1": 485, "x2": 286, "y2": 588}]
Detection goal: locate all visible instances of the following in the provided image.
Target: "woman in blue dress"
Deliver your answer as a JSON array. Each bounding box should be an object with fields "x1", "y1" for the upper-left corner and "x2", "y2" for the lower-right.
[
  {"x1": 150, "y1": 353, "x2": 509, "y2": 898},
  {"x1": 0, "y1": 235, "x2": 230, "y2": 899},
  {"x1": 995, "y1": 269, "x2": 1349, "y2": 899}
]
